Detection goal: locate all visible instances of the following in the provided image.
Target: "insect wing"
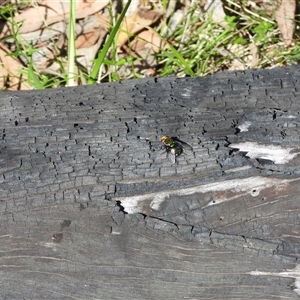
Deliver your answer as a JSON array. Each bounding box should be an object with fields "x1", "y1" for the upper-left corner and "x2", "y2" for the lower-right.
[
  {"x1": 171, "y1": 137, "x2": 193, "y2": 152},
  {"x1": 181, "y1": 141, "x2": 193, "y2": 151}
]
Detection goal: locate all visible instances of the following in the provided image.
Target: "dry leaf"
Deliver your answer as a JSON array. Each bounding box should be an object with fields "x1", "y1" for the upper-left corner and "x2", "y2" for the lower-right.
[
  {"x1": 275, "y1": 0, "x2": 296, "y2": 47},
  {"x1": 249, "y1": 42, "x2": 259, "y2": 68},
  {"x1": 1, "y1": 0, "x2": 109, "y2": 36},
  {"x1": 76, "y1": 24, "x2": 108, "y2": 72},
  {"x1": 125, "y1": 29, "x2": 166, "y2": 76},
  {"x1": 204, "y1": 0, "x2": 226, "y2": 24},
  {"x1": 75, "y1": 15, "x2": 108, "y2": 49},
  {"x1": 0, "y1": 42, "x2": 31, "y2": 90},
  {"x1": 117, "y1": 8, "x2": 162, "y2": 46},
  {"x1": 131, "y1": 30, "x2": 165, "y2": 53},
  {"x1": 22, "y1": 22, "x2": 65, "y2": 46}
]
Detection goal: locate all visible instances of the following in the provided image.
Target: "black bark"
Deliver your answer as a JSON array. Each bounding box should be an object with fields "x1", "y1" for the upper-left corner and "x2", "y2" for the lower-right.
[{"x1": 1, "y1": 66, "x2": 300, "y2": 299}]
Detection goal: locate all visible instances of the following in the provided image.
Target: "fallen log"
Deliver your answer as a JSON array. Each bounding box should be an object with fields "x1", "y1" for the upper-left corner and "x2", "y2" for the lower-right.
[{"x1": 1, "y1": 66, "x2": 300, "y2": 299}]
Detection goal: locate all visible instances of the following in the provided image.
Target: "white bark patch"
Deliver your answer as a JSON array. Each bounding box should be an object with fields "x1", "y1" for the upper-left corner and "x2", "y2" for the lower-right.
[
  {"x1": 39, "y1": 242, "x2": 58, "y2": 251},
  {"x1": 229, "y1": 142, "x2": 298, "y2": 164},
  {"x1": 224, "y1": 165, "x2": 252, "y2": 174},
  {"x1": 238, "y1": 121, "x2": 252, "y2": 132},
  {"x1": 249, "y1": 264, "x2": 300, "y2": 296},
  {"x1": 114, "y1": 176, "x2": 298, "y2": 214}
]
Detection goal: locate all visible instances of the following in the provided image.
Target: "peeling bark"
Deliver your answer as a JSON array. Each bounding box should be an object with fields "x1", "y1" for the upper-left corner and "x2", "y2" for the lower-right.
[{"x1": 1, "y1": 67, "x2": 300, "y2": 299}]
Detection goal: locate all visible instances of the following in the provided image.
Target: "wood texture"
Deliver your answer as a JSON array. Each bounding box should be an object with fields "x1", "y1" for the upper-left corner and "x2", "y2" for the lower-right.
[{"x1": 1, "y1": 66, "x2": 300, "y2": 299}]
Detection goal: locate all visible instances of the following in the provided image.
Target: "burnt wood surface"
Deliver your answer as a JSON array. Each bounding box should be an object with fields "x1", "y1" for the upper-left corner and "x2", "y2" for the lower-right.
[{"x1": 1, "y1": 66, "x2": 300, "y2": 299}]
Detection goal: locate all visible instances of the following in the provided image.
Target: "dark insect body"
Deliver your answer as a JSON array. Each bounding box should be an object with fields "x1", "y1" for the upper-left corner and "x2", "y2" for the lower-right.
[{"x1": 161, "y1": 135, "x2": 193, "y2": 163}]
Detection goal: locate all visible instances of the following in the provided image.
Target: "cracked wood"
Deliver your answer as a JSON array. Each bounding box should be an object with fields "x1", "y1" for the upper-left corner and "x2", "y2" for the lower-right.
[{"x1": 1, "y1": 66, "x2": 300, "y2": 299}]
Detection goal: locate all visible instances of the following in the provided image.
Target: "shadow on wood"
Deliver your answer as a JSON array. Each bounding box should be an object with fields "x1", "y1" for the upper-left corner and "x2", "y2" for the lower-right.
[{"x1": 1, "y1": 66, "x2": 300, "y2": 299}]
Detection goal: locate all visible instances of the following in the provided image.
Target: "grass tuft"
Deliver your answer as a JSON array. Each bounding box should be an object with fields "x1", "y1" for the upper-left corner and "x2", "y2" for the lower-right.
[{"x1": 0, "y1": 0, "x2": 299, "y2": 89}]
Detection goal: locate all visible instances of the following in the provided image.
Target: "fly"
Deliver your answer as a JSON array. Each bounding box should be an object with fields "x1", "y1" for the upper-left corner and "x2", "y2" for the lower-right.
[{"x1": 161, "y1": 135, "x2": 193, "y2": 163}]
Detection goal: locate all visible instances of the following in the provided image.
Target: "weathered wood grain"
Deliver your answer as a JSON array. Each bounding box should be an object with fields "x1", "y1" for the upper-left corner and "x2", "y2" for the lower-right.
[{"x1": 1, "y1": 66, "x2": 300, "y2": 299}]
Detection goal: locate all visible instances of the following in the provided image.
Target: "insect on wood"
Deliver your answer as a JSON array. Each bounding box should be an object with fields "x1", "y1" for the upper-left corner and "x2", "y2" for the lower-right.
[{"x1": 161, "y1": 135, "x2": 193, "y2": 163}]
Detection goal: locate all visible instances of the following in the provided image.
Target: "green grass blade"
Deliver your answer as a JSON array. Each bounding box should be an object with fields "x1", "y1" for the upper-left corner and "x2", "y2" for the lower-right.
[
  {"x1": 27, "y1": 64, "x2": 43, "y2": 89},
  {"x1": 88, "y1": 0, "x2": 132, "y2": 84},
  {"x1": 67, "y1": 0, "x2": 76, "y2": 86},
  {"x1": 166, "y1": 42, "x2": 195, "y2": 76}
]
